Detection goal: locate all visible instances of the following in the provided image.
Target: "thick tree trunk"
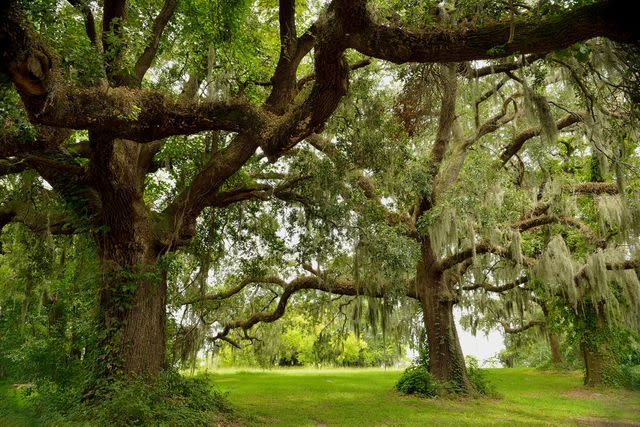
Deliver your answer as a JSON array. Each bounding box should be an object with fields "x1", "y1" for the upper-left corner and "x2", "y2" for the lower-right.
[
  {"x1": 97, "y1": 258, "x2": 167, "y2": 377},
  {"x1": 579, "y1": 303, "x2": 618, "y2": 387},
  {"x1": 548, "y1": 331, "x2": 563, "y2": 365},
  {"x1": 90, "y1": 137, "x2": 168, "y2": 379},
  {"x1": 582, "y1": 342, "x2": 605, "y2": 386},
  {"x1": 417, "y1": 240, "x2": 471, "y2": 393},
  {"x1": 581, "y1": 338, "x2": 618, "y2": 387},
  {"x1": 539, "y1": 302, "x2": 563, "y2": 365}
]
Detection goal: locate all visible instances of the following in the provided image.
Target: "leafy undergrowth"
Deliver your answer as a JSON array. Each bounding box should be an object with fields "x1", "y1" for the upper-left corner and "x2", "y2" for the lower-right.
[
  {"x1": 3, "y1": 368, "x2": 640, "y2": 426},
  {"x1": 1, "y1": 371, "x2": 232, "y2": 427},
  {"x1": 395, "y1": 365, "x2": 440, "y2": 397}
]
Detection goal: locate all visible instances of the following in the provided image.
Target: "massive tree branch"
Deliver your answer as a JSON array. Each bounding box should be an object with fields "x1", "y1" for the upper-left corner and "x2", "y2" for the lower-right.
[
  {"x1": 0, "y1": 126, "x2": 69, "y2": 158},
  {"x1": 262, "y1": 24, "x2": 349, "y2": 157},
  {"x1": 0, "y1": 127, "x2": 78, "y2": 185},
  {"x1": 18, "y1": 85, "x2": 267, "y2": 142},
  {"x1": 345, "y1": 1, "x2": 638, "y2": 64},
  {"x1": 1, "y1": 5, "x2": 266, "y2": 141}
]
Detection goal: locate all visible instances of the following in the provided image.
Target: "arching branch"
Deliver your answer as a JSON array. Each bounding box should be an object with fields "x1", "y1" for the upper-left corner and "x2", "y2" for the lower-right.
[
  {"x1": 511, "y1": 214, "x2": 605, "y2": 248},
  {"x1": 436, "y1": 241, "x2": 535, "y2": 272},
  {"x1": 208, "y1": 271, "x2": 418, "y2": 344},
  {"x1": 0, "y1": 200, "x2": 75, "y2": 235},
  {"x1": 209, "y1": 175, "x2": 311, "y2": 208},
  {"x1": 182, "y1": 276, "x2": 285, "y2": 306},
  {"x1": 462, "y1": 275, "x2": 529, "y2": 293},
  {"x1": 133, "y1": 0, "x2": 178, "y2": 85},
  {"x1": 462, "y1": 54, "x2": 546, "y2": 79},
  {"x1": 502, "y1": 320, "x2": 545, "y2": 334},
  {"x1": 500, "y1": 112, "x2": 585, "y2": 164}
]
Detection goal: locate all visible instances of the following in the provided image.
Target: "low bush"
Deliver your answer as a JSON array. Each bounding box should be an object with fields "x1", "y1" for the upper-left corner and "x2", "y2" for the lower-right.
[
  {"x1": 395, "y1": 365, "x2": 439, "y2": 397},
  {"x1": 621, "y1": 364, "x2": 640, "y2": 391},
  {"x1": 466, "y1": 356, "x2": 498, "y2": 396},
  {"x1": 34, "y1": 370, "x2": 232, "y2": 426}
]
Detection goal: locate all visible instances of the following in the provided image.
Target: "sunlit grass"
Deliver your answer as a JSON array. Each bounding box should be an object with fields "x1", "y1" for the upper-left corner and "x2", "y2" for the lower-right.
[
  {"x1": 2, "y1": 368, "x2": 639, "y2": 426},
  {"x1": 208, "y1": 368, "x2": 640, "y2": 426}
]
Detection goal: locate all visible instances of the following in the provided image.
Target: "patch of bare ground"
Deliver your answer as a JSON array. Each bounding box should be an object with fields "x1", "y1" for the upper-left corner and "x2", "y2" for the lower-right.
[
  {"x1": 10, "y1": 383, "x2": 35, "y2": 389},
  {"x1": 211, "y1": 415, "x2": 243, "y2": 426},
  {"x1": 575, "y1": 417, "x2": 640, "y2": 426},
  {"x1": 563, "y1": 389, "x2": 613, "y2": 400}
]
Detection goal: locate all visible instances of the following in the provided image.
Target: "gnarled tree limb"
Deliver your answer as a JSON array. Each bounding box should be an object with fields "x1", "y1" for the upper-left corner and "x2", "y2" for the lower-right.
[{"x1": 500, "y1": 111, "x2": 585, "y2": 164}]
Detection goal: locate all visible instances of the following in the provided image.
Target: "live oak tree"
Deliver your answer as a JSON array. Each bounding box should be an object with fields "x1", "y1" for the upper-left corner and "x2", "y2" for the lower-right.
[
  {"x1": 461, "y1": 225, "x2": 640, "y2": 386},
  {"x1": 265, "y1": 36, "x2": 640, "y2": 391},
  {"x1": 457, "y1": 79, "x2": 640, "y2": 386},
  {"x1": 1, "y1": 0, "x2": 639, "y2": 385},
  {"x1": 186, "y1": 40, "x2": 639, "y2": 393}
]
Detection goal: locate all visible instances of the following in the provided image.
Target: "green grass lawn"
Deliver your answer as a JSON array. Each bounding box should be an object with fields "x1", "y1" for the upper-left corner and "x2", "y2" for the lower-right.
[
  {"x1": 2, "y1": 368, "x2": 640, "y2": 426},
  {"x1": 209, "y1": 368, "x2": 640, "y2": 426}
]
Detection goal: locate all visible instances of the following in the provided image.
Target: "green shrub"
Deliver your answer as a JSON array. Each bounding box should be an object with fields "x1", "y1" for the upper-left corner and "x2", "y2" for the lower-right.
[
  {"x1": 621, "y1": 364, "x2": 640, "y2": 391},
  {"x1": 466, "y1": 356, "x2": 498, "y2": 396},
  {"x1": 395, "y1": 365, "x2": 439, "y2": 397},
  {"x1": 35, "y1": 370, "x2": 232, "y2": 426}
]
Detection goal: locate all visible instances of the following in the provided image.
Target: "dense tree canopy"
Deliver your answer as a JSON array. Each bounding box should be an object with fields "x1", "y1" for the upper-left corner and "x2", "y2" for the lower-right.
[{"x1": 1, "y1": 0, "x2": 640, "y2": 422}]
